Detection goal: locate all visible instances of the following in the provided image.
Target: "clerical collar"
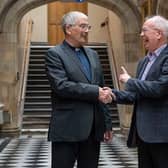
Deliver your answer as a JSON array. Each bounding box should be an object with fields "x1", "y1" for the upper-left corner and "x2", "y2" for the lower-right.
[{"x1": 63, "y1": 40, "x2": 83, "y2": 51}]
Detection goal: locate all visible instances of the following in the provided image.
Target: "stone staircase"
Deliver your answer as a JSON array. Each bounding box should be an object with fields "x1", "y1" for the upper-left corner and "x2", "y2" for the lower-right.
[{"x1": 22, "y1": 43, "x2": 119, "y2": 132}]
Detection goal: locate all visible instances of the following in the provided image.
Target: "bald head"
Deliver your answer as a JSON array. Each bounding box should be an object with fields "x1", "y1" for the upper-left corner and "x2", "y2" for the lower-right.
[{"x1": 145, "y1": 15, "x2": 168, "y2": 39}]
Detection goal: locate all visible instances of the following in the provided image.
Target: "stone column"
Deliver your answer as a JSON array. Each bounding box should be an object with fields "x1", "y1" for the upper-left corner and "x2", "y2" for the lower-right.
[
  {"x1": 0, "y1": 32, "x2": 20, "y2": 137},
  {"x1": 118, "y1": 32, "x2": 142, "y2": 135}
]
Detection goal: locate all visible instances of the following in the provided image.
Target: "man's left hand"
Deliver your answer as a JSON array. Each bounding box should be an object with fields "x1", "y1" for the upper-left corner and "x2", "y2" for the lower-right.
[
  {"x1": 119, "y1": 66, "x2": 131, "y2": 83},
  {"x1": 104, "y1": 130, "x2": 113, "y2": 143}
]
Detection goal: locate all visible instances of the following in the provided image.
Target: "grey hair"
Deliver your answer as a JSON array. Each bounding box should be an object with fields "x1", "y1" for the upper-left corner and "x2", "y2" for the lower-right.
[
  {"x1": 145, "y1": 15, "x2": 168, "y2": 38},
  {"x1": 61, "y1": 11, "x2": 88, "y2": 34}
]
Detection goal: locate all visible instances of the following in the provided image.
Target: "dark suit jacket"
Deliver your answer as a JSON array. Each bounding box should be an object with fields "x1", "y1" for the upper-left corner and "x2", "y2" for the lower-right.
[
  {"x1": 113, "y1": 45, "x2": 168, "y2": 147},
  {"x1": 45, "y1": 41, "x2": 112, "y2": 142}
]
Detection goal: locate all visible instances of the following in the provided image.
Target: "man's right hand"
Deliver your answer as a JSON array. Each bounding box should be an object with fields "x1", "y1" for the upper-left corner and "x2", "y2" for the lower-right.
[{"x1": 98, "y1": 87, "x2": 112, "y2": 104}]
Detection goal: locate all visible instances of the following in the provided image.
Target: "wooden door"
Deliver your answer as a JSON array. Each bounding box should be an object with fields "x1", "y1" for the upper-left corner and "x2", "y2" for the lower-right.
[{"x1": 48, "y1": 1, "x2": 87, "y2": 45}]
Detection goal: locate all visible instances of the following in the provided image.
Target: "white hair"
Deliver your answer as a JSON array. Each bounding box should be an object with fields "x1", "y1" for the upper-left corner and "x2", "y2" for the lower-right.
[
  {"x1": 145, "y1": 15, "x2": 168, "y2": 38},
  {"x1": 61, "y1": 11, "x2": 88, "y2": 34}
]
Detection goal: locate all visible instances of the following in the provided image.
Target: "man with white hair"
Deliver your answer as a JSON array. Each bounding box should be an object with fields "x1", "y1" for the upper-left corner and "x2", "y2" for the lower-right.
[
  {"x1": 45, "y1": 11, "x2": 113, "y2": 168},
  {"x1": 109, "y1": 15, "x2": 168, "y2": 168}
]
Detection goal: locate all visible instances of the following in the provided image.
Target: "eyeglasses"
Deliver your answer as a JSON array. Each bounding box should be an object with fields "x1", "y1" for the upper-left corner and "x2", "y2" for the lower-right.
[
  {"x1": 141, "y1": 27, "x2": 161, "y2": 33},
  {"x1": 70, "y1": 24, "x2": 91, "y2": 31},
  {"x1": 78, "y1": 24, "x2": 91, "y2": 30}
]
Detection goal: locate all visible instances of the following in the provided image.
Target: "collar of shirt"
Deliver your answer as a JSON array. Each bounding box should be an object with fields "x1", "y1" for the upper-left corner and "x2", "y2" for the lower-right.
[
  {"x1": 147, "y1": 44, "x2": 167, "y2": 61},
  {"x1": 147, "y1": 52, "x2": 157, "y2": 62}
]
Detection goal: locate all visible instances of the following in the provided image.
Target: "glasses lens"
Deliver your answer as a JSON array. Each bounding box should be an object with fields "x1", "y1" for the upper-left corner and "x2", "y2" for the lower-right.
[{"x1": 79, "y1": 24, "x2": 91, "y2": 30}]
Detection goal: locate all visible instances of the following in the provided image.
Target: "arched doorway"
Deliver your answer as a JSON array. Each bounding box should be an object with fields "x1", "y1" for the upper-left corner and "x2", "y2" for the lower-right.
[{"x1": 0, "y1": 0, "x2": 141, "y2": 136}]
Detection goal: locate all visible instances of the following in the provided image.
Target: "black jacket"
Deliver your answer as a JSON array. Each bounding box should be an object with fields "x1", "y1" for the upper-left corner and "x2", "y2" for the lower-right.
[{"x1": 45, "y1": 41, "x2": 112, "y2": 142}]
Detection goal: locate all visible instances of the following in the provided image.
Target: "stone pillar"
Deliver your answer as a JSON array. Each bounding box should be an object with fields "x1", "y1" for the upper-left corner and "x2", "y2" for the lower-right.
[
  {"x1": 0, "y1": 32, "x2": 20, "y2": 137},
  {"x1": 118, "y1": 32, "x2": 142, "y2": 135},
  {"x1": 0, "y1": 103, "x2": 4, "y2": 124}
]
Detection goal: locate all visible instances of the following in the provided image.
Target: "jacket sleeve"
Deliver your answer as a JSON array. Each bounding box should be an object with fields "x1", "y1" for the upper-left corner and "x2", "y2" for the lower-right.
[
  {"x1": 102, "y1": 103, "x2": 113, "y2": 131},
  {"x1": 112, "y1": 89, "x2": 136, "y2": 104}
]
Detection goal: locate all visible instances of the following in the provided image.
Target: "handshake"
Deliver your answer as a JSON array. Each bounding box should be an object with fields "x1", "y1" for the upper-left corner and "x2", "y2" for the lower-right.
[
  {"x1": 98, "y1": 66, "x2": 131, "y2": 104},
  {"x1": 98, "y1": 87, "x2": 116, "y2": 104}
]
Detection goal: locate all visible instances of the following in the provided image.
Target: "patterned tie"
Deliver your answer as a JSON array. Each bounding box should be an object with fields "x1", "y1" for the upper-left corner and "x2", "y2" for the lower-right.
[{"x1": 75, "y1": 48, "x2": 91, "y2": 81}]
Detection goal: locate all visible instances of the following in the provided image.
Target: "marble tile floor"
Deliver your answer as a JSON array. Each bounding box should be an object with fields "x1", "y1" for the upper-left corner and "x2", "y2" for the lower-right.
[{"x1": 0, "y1": 133, "x2": 138, "y2": 168}]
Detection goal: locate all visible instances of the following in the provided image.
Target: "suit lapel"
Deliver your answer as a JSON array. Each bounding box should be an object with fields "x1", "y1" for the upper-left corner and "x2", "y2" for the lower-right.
[
  {"x1": 138, "y1": 45, "x2": 168, "y2": 80},
  {"x1": 61, "y1": 44, "x2": 91, "y2": 82},
  {"x1": 147, "y1": 46, "x2": 168, "y2": 79},
  {"x1": 137, "y1": 57, "x2": 149, "y2": 79}
]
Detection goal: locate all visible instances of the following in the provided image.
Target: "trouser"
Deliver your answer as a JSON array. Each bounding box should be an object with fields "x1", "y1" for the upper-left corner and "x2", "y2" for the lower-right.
[
  {"x1": 138, "y1": 138, "x2": 168, "y2": 168},
  {"x1": 51, "y1": 134, "x2": 100, "y2": 168}
]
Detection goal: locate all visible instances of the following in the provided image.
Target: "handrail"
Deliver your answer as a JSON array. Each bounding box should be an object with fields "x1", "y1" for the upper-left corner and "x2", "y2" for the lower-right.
[
  {"x1": 101, "y1": 17, "x2": 120, "y2": 90},
  {"x1": 17, "y1": 18, "x2": 33, "y2": 128}
]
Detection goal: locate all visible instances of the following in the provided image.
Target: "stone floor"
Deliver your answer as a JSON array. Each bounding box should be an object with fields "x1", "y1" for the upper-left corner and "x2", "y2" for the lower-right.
[{"x1": 0, "y1": 133, "x2": 138, "y2": 168}]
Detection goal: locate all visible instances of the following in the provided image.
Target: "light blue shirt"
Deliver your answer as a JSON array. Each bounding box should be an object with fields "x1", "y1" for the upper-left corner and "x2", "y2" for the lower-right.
[{"x1": 140, "y1": 44, "x2": 167, "y2": 80}]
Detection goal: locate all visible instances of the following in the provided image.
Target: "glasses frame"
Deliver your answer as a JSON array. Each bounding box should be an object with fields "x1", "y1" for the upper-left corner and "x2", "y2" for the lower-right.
[{"x1": 69, "y1": 23, "x2": 91, "y2": 31}]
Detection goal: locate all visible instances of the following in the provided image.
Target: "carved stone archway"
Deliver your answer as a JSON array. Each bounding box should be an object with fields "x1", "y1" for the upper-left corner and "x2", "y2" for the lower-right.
[{"x1": 0, "y1": 0, "x2": 141, "y2": 136}]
